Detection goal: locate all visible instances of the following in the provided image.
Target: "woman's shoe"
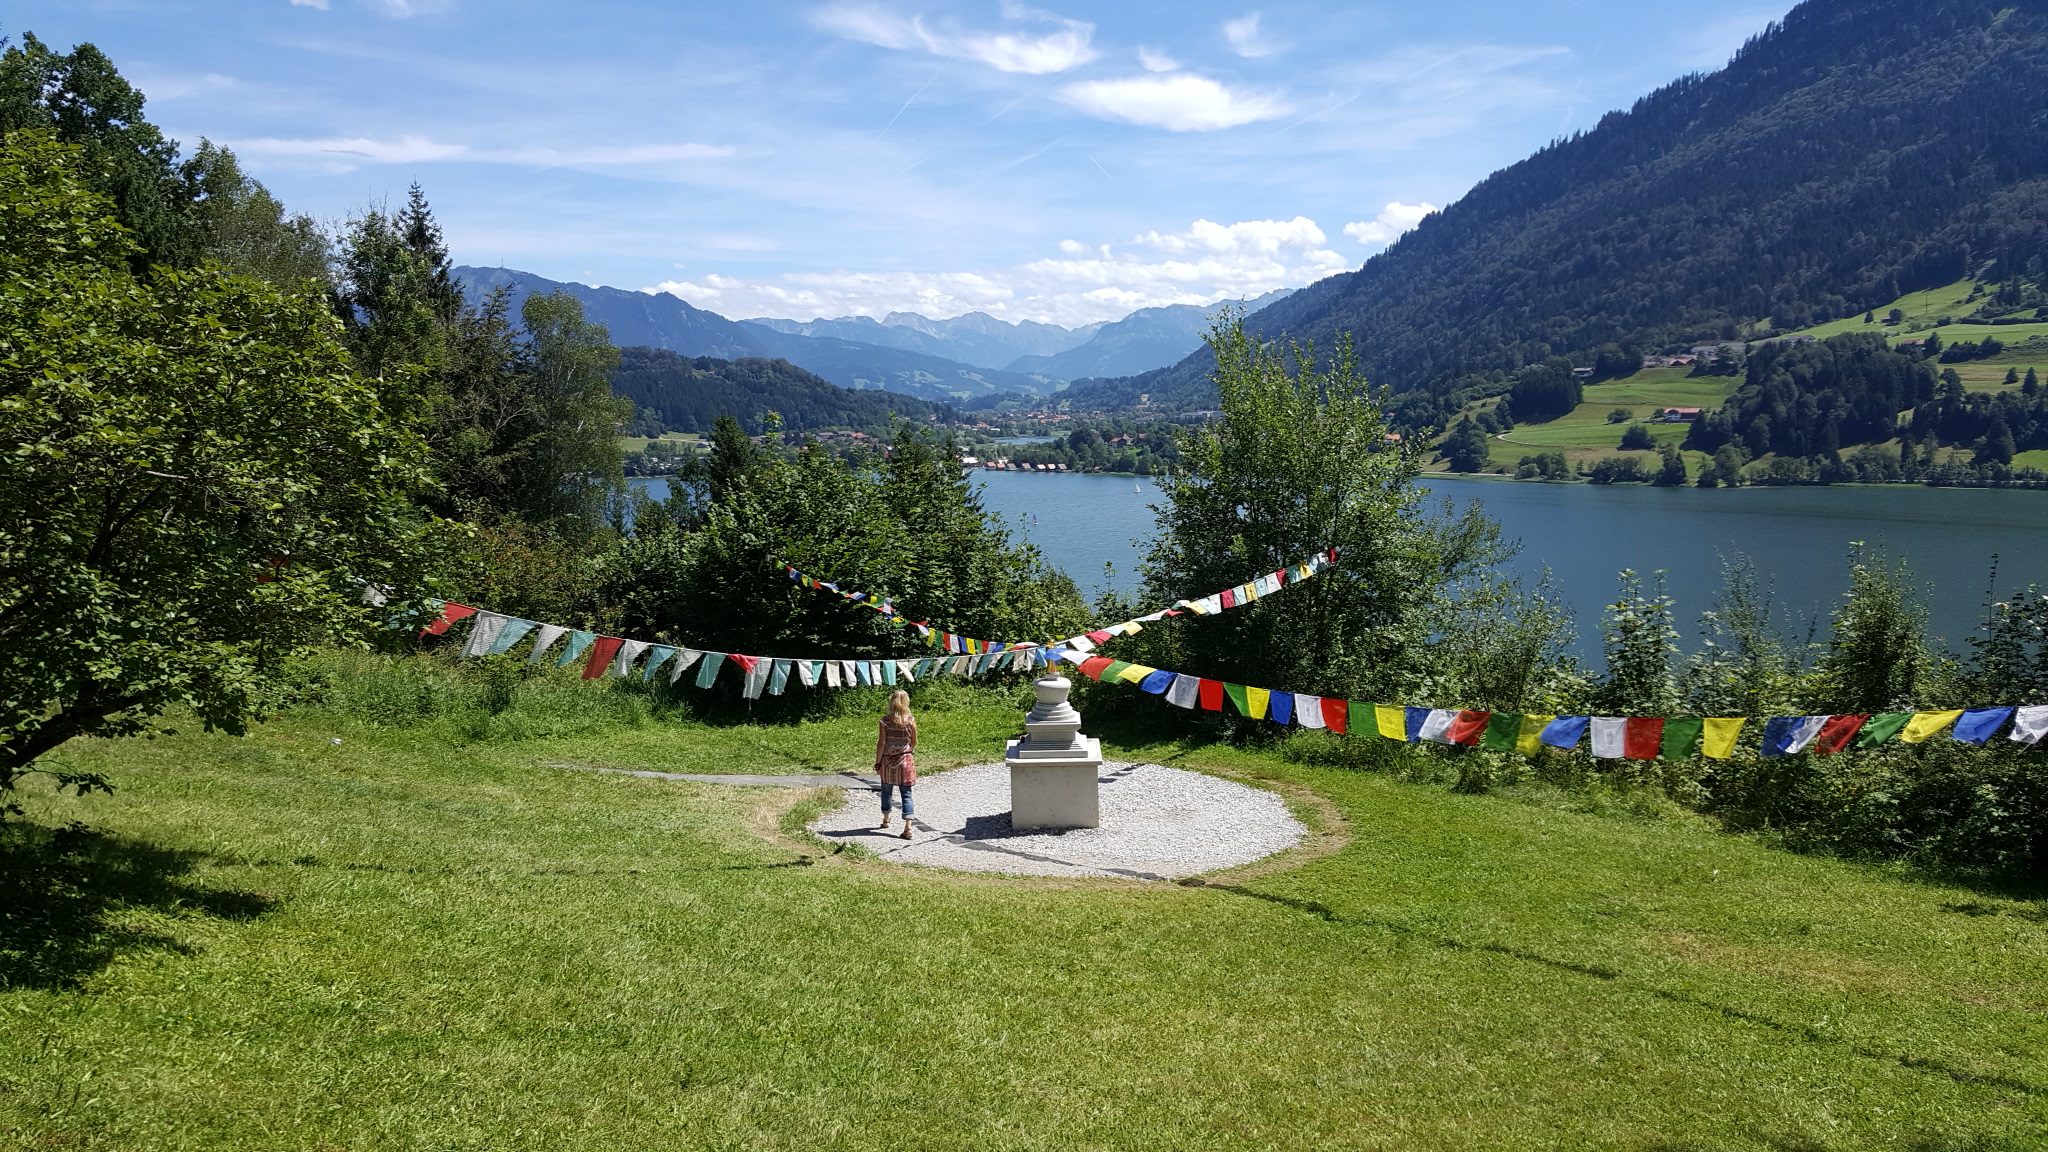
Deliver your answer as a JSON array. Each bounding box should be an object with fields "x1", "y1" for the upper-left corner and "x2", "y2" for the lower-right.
[
  {"x1": 876, "y1": 816, "x2": 892, "y2": 830},
  {"x1": 900, "y1": 819, "x2": 915, "y2": 840}
]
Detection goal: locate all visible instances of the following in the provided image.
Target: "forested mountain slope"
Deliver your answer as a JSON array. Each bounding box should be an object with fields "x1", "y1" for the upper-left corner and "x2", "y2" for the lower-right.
[
  {"x1": 611, "y1": 348, "x2": 949, "y2": 436},
  {"x1": 1006, "y1": 289, "x2": 1292, "y2": 381},
  {"x1": 1069, "y1": 0, "x2": 2048, "y2": 414}
]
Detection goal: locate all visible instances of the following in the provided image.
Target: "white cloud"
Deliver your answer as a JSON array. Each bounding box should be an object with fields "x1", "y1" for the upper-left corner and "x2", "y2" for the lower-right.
[
  {"x1": 644, "y1": 215, "x2": 1350, "y2": 327},
  {"x1": 1137, "y1": 46, "x2": 1179, "y2": 72},
  {"x1": 227, "y1": 135, "x2": 733, "y2": 171},
  {"x1": 812, "y1": 3, "x2": 1096, "y2": 74},
  {"x1": 128, "y1": 69, "x2": 237, "y2": 101},
  {"x1": 375, "y1": 0, "x2": 454, "y2": 15},
  {"x1": 1342, "y1": 201, "x2": 1437, "y2": 247},
  {"x1": 1222, "y1": 12, "x2": 1280, "y2": 58},
  {"x1": 1059, "y1": 73, "x2": 1289, "y2": 132},
  {"x1": 289, "y1": 0, "x2": 329, "y2": 9}
]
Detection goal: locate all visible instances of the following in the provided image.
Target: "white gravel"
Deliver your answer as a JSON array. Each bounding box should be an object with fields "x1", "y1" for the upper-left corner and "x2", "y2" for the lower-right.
[{"x1": 808, "y1": 761, "x2": 1306, "y2": 881}]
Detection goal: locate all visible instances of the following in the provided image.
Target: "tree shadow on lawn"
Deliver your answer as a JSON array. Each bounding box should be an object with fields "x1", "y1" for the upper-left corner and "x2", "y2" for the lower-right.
[{"x1": 0, "y1": 821, "x2": 275, "y2": 991}]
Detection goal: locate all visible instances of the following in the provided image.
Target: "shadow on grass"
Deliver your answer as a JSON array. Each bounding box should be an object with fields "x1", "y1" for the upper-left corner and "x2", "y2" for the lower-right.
[{"x1": 0, "y1": 822, "x2": 276, "y2": 991}]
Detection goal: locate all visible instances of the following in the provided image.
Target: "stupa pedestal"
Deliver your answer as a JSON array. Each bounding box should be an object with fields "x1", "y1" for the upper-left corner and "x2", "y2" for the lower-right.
[{"x1": 1005, "y1": 674, "x2": 1103, "y2": 829}]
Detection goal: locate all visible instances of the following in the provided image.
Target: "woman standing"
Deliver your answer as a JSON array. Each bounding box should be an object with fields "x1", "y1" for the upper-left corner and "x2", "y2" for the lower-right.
[{"x1": 875, "y1": 690, "x2": 918, "y2": 839}]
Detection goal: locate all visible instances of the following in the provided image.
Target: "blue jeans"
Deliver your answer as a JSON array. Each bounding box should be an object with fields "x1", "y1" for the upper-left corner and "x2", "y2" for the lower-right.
[{"x1": 880, "y1": 782, "x2": 914, "y2": 818}]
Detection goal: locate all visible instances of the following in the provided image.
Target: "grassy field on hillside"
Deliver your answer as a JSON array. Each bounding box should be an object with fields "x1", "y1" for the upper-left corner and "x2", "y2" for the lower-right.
[
  {"x1": 1474, "y1": 369, "x2": 1732, "y2": 474},
  {"x1": 621, "y1": 432, "x2": 706, "y2": 454},
  {"x1": 4, "y1": 656, "x2": 2045, "y2": 1150}
]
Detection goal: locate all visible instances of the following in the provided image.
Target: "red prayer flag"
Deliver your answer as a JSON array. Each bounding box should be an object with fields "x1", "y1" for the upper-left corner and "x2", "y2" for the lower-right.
[
  {"x1": 1321, "y1": 697, "x2": 1348, "y2": 734},
  {"x1": 1623, "y1": 717, "x2": 1664, "y2": 760},
  {"x1": 582, "y1": 636, "x2": 624, "y2": 680},
  {"x1": 731, "y1": 654, "x2": 758, "y2": 674},
  {"x1": 1086, "y1": 630, "x2": 1113, "y2": 644},
  {"x1": 1447, "y1": 710, "x2": 1491, "y2": 746},
  {"x1": 1077, "y1": 656, "x2": 1114, "y2": 682},
  {"x1": 421, "y1": 602, "x2": 477, "y2": 636},
  {"x1": 1811, "y1": 714, "x2": 1869, "y2": 755},
  {"x1": 1220, "y1": 589, "x2": 1237, "y2": 610},
  {"x1": 1198, "y1": 678, "x2": 1224, "y2": 712}
]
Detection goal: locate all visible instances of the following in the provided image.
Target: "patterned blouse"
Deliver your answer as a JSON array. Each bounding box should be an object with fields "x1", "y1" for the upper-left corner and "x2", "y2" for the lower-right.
[{"x1": 875, "y1": 717, "x2": 918, "y2": 786}]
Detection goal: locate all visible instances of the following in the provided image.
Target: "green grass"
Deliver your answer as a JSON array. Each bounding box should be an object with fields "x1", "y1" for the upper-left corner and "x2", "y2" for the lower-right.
[
  {"x1": 1459, "y1": 370, "x2": 1733, "y2": 474},
  {"x1": 2014, "y1": 448, "x2": 2048, "y2": 471},
  {"x1": 621, "y1": 432, "x2": 705, "y2": 454},
  {"x1": 4, "y1": 658, "x2": 2046, "y2": 1149}
]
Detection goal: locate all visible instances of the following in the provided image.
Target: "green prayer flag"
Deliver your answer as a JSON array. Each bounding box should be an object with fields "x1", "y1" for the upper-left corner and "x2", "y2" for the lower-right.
[
  {"x1": 1856, "y1": 712, "x2": 1913, "y2": 747},
  {"x1": 1099, "y1": 660, "x2": 1134, "y2": 683},
  {"x1": 1223, "y1": 683, "x2": 1252, "y2": 716},
  {"x1": 1660, "y1": 717, "x2": 1704, "y2": 760},
  {"x1": 1480, "y1": 713, "x2": 1523, "y2": 751}
]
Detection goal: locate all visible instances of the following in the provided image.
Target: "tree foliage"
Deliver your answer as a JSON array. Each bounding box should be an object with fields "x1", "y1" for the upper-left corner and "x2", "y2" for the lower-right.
[{"x1": 0, "y1": 132, "x2": 439, "y2": 786}]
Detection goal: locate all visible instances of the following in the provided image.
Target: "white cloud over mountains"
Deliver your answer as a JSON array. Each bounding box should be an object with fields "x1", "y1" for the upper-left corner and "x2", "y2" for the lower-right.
[
  {"x1": 647, "y1": 216, "x2": 1352, "y2": 327},
  {"x1": 1343, "y1": 201, "x2": 1438, "y2": 247},
  {"x1": 1058, "y1": 73, "x2": 1288, "y2": 131},
  {"x1": 812, "y1": 3, "x2": 1096, "y2": 74}
]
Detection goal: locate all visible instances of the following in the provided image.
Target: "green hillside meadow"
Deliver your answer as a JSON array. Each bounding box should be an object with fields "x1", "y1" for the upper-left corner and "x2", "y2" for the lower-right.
[{"x1": 3, "y1": 656, "x2": 2044, "y2": 1150}]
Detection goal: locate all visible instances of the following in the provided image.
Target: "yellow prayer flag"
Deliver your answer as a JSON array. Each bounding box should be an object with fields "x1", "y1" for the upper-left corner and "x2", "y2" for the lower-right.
[
  {"x1": 1245, "y1": 687, "x2": 1271, "y2": 720},
  {"x1": 1116, "y1": 663, "x2": 1156, "y2": 685},
  {"x1": 1701, "y1": 717, "x2": 1747, "y2": 759},
  {"x1": 1517, "y1": 714, "x2": 1555, "y2": 756},
  {"x1": 1901, "y1": 709, "x2": 1964, "y2": 743},
  {"x1": 1375, "y1": 705, "x2": 1407, "y2": 740}
]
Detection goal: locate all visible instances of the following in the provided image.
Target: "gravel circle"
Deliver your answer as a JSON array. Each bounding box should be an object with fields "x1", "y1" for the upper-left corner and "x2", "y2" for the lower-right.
[{"x1": 808, "y1": 761, "x2": 1306, "y2": 881}]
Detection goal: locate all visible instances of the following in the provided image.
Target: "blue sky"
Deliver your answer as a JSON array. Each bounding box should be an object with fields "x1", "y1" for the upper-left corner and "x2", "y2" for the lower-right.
[{"x1": 20, "y1": 0, "x2": 1792, "y2": 326}]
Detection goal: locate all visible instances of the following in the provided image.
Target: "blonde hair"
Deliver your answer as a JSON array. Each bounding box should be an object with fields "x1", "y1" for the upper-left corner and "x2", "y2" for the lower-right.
[{"x1": 885, "y1": 689, "x2": 913, "y2": 724}]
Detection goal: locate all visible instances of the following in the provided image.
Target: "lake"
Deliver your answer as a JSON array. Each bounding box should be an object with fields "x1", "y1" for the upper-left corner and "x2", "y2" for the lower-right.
[{"x1": 630, "y1": 473, "x2": 2048, "y2": 658}]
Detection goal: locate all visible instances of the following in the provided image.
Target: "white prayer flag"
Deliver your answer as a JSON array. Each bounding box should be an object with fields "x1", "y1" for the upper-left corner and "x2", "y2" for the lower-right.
[
  {"x1": 1420, "y1": 709, "x2": 1460, "y2": 744},
  {"x1": 825, "y1": 661, "x2": 843, "y2": 688},
  {"x1": 796, "y1": 660, "x2": 819, "y2": 688},
  {"x1": 611, "y1": 639, "x2": 649, "y2": 678},
  {"x1": 1166, "y1": 674, "x2": 1202, "y2": 709},
  {"x1": 2012, "y1": 705, "x2": 2048, "y2": 746},
  {"x1": 1296, "y1": 694, "x2": 1326, "y2": 729},
  {"x1": 897, "y1": 660, "x2": 916, "y2": 683},
  {"x1": 1784, "y1": 715, "x2": 1830, "y2": 755},
  {"x1": 462, "y1": 612, "x2": 508, "y2": 658},
  {"x1": 1590, "y1": 717, "x2": 1627, "y2": 758},
  {"x1": 527, "y1": 624, "x2": 568, "y2": 664},
  {"x1": 668, "y1": 649, "x2": 703, "y2": 684}
]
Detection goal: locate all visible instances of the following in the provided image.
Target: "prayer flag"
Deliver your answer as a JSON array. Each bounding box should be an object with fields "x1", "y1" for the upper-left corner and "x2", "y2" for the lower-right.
[
  {"x1": 1405, "y1": 707, "x2": 1430, "y2": 743},
  {"x1": 1448, "y1": 710, "x2": 1491, "y2": 746},
  {"x1": 1419, "y1": 709, "x2": 1459, "y2": 745},
  {"x1": 2013, "y1": 705, "x2": 2048, "y2": 746},
  {"x1": 1199, "y1": 679, "x2": 1224, "y2": 711},
  {"x1": 1116, "y1": 663, "x2": 1155, "y2": 686},
  {"x1": 555, "y1": 630, "x2": 596, "y2": 668},
  {"x1": 769, "y1": 660, "x2": 791, "y2": 696},
  {"x1": 583, "y1": 637, "x2": 624, "y2": 680},
  {"x1": 1953, "y1": 707, "x2": 2014, "y2": 745},
  {"x1": 1166, "y1": 674, "x2": 1201, "y2": 709},
  {"x1": 1810, "y1": 714, "x2": 1867, "y2": 755},
  {"x1": 670, "y1": 649, "x2": 703, "y2": 684},
  {"x1": 528, "y1": 624, "x2": 568, "y2": 664},
  {"x1": 1078, "y1": 656, "x2": 1114, "y2": 681},
  {"x1": 642, "y1": 645, "x2": 677, "y2": 682},
  {"x1": 1322, "y1": 698, "x2": 1349, "y2": 734},
  {"x1": 742, "y1": 659, "x2": 772, "y2": 699},
  {"x1": 1221, "y1": 589, "x2": 1237, "y2": 610},
  {"x1": 1659, "y1": 717, "x2": 1703, "y2": 760},
  {"x1": 488, "y1": 617, "x2": 536, "y2": 657},
  {"x1": 1374, "y1": 705, "x2": 1408, "y2": 741},
  {"x1": 1759, "y1": 716, "x2": 1817, "y2": 756},
  {"x1": 611, "y1": 640, "x2": 650, "y2": 678},
  {"x1": 1296, "y1": 694, "x2": 1326, "y2": 729},
  {"x1": 897, "y1": 660, "x2": 917, "y2": 683},
  {"x1": 1589, "y1": 718, "x2": 1626, "y2": 759},
  {"x1": 1244, "y1": 686, "x2": 1271, "y2": 720},
  {"x1": 695, "y1": 652, "x2": 727, "y2": 689},
  {"x1": 1623, "y1": 717, "x2": 1663, "y2": 760},
  {"x1": 1517, "y1": 714, "x2": 1554, "y2": 755},
  {"x1": 841, "y1": 659, "x2": 861, "y2": 686},
  {"x1": 1480, "y1": 713, "x2": 1523, "y2": 751},
  {"x1": 824, "y1": 661, "x2": 843, "y2": 688},
  {"x1": 880, "y1": 660, "x2": 897, "y2": 687},
  {"x1": 1541, "y1": 716, "x2": 1590, "y2": 750},
  {"x1": 1701, "y1": 718, "x2": 1747, "y2": 759},
  {"x1": 1269, "y1": 691, "x2": 1294, "y2": 726},
  {"x1": 421, "y1": 602, "x2": 477, "y2": 636},
  {"x1": 1099, "y1": 660, "x2": 1135, "y2": 683},
  {"x1": 1223, "y1": 683, "x2": 1252, "y2": 716},
  {"x1": 853, "y1": 662, "x2": 871, "y2": 686},
  {"x1": 462, "y1": 612, "x2": 510, "y2": 658},
  {"x1": 1139, "y1": 669, "x2": 1175, "y2": 695},
  {"x1": 1902, "y1": 710, "x2": 1964, "y2": 743}
]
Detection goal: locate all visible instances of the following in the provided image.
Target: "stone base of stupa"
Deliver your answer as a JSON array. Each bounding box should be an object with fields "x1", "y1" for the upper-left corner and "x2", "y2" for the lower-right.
[{"x1": 1005, "y1": 737, "x2": 1103, "y2": 830}]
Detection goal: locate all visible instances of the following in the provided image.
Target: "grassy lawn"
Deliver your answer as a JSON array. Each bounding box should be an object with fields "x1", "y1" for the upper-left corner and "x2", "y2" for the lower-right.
[
  {"x1": 621, "y1": 432, "x2": 705, "y2": 454},
  {"x1": 1469, "y1": 370, "x2": 1730, "y2": 474},
  {"x1": 2015, "y1": 448, "x2": 2048, "y2": 471},
  {"x1": 3, "y1": 658, "x2": 2045, "y2": 1149}
]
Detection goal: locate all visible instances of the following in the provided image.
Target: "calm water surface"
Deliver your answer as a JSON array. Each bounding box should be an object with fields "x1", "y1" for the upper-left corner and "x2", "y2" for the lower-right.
[{"x1": 633, "y1": 473, "x2": 2048, "y2": 658}]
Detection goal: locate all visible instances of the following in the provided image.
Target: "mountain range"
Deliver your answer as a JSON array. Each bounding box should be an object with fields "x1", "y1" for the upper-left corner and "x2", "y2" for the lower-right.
[
  {"x1": 1066, "y1": 0, "x2": 2048, "y2": 420},
  {"x1": 452, "y1": 265, "x2": 1291, "y2": 408}
]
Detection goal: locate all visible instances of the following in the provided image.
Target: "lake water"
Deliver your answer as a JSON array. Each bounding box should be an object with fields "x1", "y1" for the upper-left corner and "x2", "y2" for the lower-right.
[{"x1": 631, "y1": 473, "x2": 2048, "y2": 658}]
